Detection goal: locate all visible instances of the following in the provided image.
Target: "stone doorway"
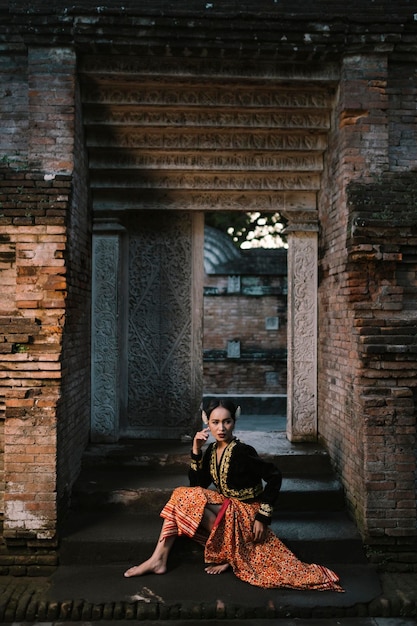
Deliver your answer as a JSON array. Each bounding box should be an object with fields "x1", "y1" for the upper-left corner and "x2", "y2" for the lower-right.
[{"x1": 82, "y1": 55, "x2": 337, "y2": 443}]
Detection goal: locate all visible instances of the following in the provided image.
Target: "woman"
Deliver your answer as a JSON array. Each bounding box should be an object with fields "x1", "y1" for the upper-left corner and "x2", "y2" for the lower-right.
[{"x1": 124, "y1": 399, "x2": 342, "y2": 591}]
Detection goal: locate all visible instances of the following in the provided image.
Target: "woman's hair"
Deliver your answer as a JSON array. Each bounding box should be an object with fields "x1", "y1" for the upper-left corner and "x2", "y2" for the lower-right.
[{"x1": 205, "y1": 398, "x2": 238, "y2": 421}]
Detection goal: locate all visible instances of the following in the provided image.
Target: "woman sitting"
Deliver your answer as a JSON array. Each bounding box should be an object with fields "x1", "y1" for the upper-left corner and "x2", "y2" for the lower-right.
[{"x1": 124, "y1": 398, "x2": 342, "y2": 591}]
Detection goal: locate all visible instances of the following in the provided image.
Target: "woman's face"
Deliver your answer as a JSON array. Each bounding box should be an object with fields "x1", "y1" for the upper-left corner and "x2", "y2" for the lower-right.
[{"x1": 208, "y1": 406, "x2": 235, "y2": 445}]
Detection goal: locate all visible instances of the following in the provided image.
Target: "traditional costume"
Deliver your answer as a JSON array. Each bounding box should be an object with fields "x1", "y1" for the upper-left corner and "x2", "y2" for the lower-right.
[{"x1": 160, "y1": 437, "x2": 343, "y2": 591}]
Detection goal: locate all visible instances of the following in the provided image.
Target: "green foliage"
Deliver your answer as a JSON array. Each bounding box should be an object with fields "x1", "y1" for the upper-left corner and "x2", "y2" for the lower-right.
[{"x1": 205, "y1": 211, "x2": 287, "y2": 249}]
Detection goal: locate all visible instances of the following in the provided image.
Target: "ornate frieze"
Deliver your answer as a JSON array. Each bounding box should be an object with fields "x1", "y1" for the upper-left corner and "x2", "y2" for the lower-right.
[
  {"x1": 83, "y1": 83, "x2": 333, "y2": 109},
  {"x1": 93, "y1": 189, "x2": 317, "y2": 212},
  {"x1": 88, "y1": 150, "x2": 324, "y2": 172},
  {"x1": 83, "y1": 106, "x2": 330, "y2": 129},
  {"x1": 88, "y1": 127, "x2": 328, "y2": 151},
  {"x1": 92, "y1": 171, "x2": 321, "y2": 190},
  {"x1": 83, "y1": 64, "x2": 334, "y2": 220}
]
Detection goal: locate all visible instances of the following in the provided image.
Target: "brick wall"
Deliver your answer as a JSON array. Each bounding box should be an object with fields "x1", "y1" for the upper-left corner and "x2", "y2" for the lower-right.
[
  {"x1": 346, "y1": 176, "x2": 417, "y2": 570},
  {"x1": 203, "y1": 292, "x2": 287, "y2": 351},
  {"x1": 0, "y1": 169, "x2": 69, "y2": 574},
  {"x1": 203, "y1": 284, "x2": 287, "y2": 396},
  {"x1": 55, "y1": 79, "x2": 91, "y2": 522},
  {"x1": 318, "y1": 53, "x2": 417, "y2": 569},
  {"x1": 0, "y1": 47, "x2": 91, "y2": 574}
]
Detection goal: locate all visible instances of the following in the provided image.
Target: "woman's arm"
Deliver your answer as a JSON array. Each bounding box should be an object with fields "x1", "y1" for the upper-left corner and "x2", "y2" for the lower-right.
[
  {"x1": 188, "y1": 429, "x2": 213, "y2": 488},
  {"x1": 242, "y1": 445, "x2": 282, "y2": 525}
]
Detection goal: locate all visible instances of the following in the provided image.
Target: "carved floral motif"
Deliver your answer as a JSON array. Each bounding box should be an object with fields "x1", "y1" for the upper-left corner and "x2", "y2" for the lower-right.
[
  {"x1": 85, "y1": 107, "x2": 329, "y2": 129},
  {"x1": 93, "y1": 128, "x2": 327, "y2": 151},
  {"x1": 93, "y1": 190, "x2": 316, "y2": 212},
  {"x1": 83, "y1": 84, "x2": 332, "y2": 109},
  {"x1": 91, "y1": 235, "x2": 120, "y2": 441},
  {"x1": 89, "y1": 150, "x2": 324, "y2": 172},
  {"x1": 96, "y1": 171, "x2": 320, "y2": 190},
  {"x1": 127, "y1": 212, "x2": 194, "y2": 435},
  {"x1": 287, "y1": 232, "x2": 317, "y2": 440}
]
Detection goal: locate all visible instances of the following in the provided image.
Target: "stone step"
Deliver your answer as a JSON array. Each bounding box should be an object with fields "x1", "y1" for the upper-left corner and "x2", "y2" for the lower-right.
[
  {"x1": 83, "y1": 429, "x2": 332, "y2": 475},
  {"x1": 79, "y1": 433, "x2": 336, "y2": 476},
  {"x1": 69, "y1": 467, "x2": 345, "y2": 514},
  {"x1": 48, "y1": 560, "x2": 383, "y2": 618},
  {"x1": 59, "y1": 509, "x2": 367, "y2": 566},
  {"x1": 52, "y1": 434, "x2": 382, "y2": 618}
]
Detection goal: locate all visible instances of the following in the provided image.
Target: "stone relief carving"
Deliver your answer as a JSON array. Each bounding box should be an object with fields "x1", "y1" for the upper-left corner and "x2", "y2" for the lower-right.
[
  {"x1": 91, "y1": 235, "x2": 120, "y2": 442},
  {"x1": 90, "y1": 150, "x2": 324, "y2": 172},
  {"x1": 109, "y1": 172, "x2": 320, "y2": 190},
  {"x1": 86, "y1": 107, "x2": 329, "y2": 129},
  {"x1": 83, "y1": 84, "x2": 332, "y2": 109},
  {"x1": 93, "y1": 190, "x2": 316, "y2": 212},
  {"x1": 101, "y1": 129, "x2": 327, "y2": 151},
  {"x1": 127, "y1": 212, "x2": 194, "y2": 435},
  {"x1": 286, "y1": 232, "x2": 318, "y2": 441}
]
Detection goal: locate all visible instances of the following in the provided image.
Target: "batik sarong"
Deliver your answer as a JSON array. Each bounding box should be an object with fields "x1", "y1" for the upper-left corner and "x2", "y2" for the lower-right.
[{"x1": 160, "y1": 486, "x2": 343, "y2": 591}]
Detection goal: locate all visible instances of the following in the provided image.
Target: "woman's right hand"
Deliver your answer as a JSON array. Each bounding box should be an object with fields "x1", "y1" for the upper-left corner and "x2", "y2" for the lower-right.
[{"x1": 192, "y1": 427, "x2": 210, "y2": 455}]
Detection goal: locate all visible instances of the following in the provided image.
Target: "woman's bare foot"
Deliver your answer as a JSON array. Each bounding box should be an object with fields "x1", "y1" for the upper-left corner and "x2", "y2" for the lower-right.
[
  {"x1": 204, "y1": 563, "x2": 230, "y2": 575},
  {"x1": 124, "y1": 557, "x2": 167, "y2": 578}
]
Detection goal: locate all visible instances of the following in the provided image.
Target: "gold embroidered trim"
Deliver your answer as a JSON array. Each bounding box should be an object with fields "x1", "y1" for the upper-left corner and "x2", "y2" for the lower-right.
[
  {"x1": 210, "y1": 440, "x2": 263, "y2": 501},
  {"x1": 190, "y1": 457, "x2": 203, "y2": 472},
  {"x1": 259, "y1": 503, "x2": 273, "y2": 517}
]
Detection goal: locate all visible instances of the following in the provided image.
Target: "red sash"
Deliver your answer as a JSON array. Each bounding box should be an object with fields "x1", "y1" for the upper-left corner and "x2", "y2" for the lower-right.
[{"x1": 212, "y1": 497, "x2": 231, "y2": 530}]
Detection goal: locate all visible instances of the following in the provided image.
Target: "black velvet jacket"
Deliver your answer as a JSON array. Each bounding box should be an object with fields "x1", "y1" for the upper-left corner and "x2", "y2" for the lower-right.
[{"x1": 189, "y1": 438, "x2": 282, "y2": 525}]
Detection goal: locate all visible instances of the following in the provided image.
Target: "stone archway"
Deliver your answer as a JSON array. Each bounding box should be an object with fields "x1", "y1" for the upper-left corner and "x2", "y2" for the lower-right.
[{"x1": 82, "y1": 55, "x2": 337, "y2": 442}]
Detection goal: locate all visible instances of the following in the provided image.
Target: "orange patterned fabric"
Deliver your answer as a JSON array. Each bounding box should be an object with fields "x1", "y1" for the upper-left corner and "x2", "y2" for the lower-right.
[{"x1": 160, "y1": 486, "x2": 343, "y2": 592}]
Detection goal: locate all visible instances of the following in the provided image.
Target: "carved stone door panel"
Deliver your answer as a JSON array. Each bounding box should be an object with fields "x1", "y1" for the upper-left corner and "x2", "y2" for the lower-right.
[
  {"x1": 126, "y1": 211, "x2": 202, "y2": 438},
  {"x1": 91, "y1": 211, "x2": 204, "y2": 442}
]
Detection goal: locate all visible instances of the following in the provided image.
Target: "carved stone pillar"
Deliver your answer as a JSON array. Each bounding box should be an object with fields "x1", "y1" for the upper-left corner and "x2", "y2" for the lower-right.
[
  {"x1": 283, "y1": 212, "x2": 319, "y2": 442},
  {"x1": 91, "y1": 220, "x2": 127, "y2": 442}
]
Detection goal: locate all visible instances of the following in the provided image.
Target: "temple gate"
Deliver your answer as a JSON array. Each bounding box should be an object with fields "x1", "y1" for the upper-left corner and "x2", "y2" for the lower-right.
[
  {"x1": 1, "y1": 1, "x2": 416, "y2": 573},
  {"x1": 83, "y1": 57, "x2": 336, "y2": 441}
]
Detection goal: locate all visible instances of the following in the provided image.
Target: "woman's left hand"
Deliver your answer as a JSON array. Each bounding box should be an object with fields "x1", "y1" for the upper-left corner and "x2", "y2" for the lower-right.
[{"x1": 252, "y1": 519, "x2": 267, "y2": 543}]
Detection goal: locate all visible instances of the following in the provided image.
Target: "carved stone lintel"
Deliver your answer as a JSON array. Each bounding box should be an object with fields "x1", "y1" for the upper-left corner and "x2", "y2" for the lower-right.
[
  {"x1": 93, "y1": 190, "x2": 317, "y2": 212},
  {"x1": 93, "y1": 171, "x2": 321, "y2": 191},
  {"x1": 286, "y1": 229, "x2": 318, "y2": 442}
]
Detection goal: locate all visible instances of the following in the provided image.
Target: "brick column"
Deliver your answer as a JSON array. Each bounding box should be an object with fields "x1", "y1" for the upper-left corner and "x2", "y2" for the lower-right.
[
  {"x1": 3, "y1": 46, "x2": 76, "y2": 554},
  {"x1": 28, "y1": 47, "x2": 76, "y2": 173}
]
